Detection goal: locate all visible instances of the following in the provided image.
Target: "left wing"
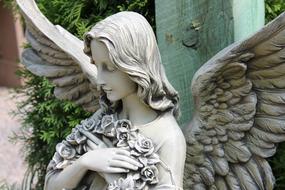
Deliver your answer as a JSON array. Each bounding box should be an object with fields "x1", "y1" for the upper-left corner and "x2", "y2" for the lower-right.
[
  {"x1": 17, "y1": 0, "x2": 99, "y2": 112},
  {"x1": 184, "y1": 12, "x2": 285, "y2": 190}
]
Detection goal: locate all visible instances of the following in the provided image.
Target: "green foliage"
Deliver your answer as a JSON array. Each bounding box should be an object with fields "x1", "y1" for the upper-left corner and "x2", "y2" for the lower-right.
[
  {"x1": 265, "y1": 1, "x2": 285, "y2": 189},
  {"x1": 35, "y1": 0, "x2": 155, "y2": 39},
  {"x1": 265, "y1": 0, "x2": 285, "y2": 23},
  {"x1": 5, "y1": 0, "x2": 154, "y2": 189},
  {"x1": 15, "y1": 69, "x2": 91, "y2": 190}
]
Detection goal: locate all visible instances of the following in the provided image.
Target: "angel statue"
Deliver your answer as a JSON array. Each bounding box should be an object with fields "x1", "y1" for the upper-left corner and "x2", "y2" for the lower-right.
[{"x1": 16, "y1": 0, "x2": 285, "y2": 189}]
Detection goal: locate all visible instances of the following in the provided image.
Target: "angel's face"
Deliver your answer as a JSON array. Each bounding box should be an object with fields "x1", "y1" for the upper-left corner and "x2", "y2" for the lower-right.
[{"x1": 90, "y1": 39, "x2": 137, "y2": 102}]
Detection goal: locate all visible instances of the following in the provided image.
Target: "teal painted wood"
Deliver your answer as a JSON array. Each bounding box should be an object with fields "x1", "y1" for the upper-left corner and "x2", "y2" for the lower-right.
[{"x1": 155, "y1": 0, "x2": 264, "y2": 127}]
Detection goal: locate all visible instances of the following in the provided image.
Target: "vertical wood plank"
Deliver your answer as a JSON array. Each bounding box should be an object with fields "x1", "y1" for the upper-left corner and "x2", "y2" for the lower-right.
[{"x1": 155, "y1": 0, "x2": 264, "y2": 127}]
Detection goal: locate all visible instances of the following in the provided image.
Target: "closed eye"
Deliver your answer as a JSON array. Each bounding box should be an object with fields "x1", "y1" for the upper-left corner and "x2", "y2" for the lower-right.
[{"x1": 102, "y1": 62, "x2": 117, "y2": 72}]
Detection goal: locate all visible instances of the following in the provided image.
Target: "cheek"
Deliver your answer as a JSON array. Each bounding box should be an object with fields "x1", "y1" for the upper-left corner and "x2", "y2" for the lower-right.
[
  {"x1": 107, "y1": 73, "x2": 137, "y2": 99},
  {"x1": 115, "y1": 77, "x2": 137, "y2": 95}
]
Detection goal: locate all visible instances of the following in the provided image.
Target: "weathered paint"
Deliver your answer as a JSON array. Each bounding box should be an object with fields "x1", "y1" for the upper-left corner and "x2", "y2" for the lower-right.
[{"x1": 155, "y1": 0, "x2": 264, "y2": 127}]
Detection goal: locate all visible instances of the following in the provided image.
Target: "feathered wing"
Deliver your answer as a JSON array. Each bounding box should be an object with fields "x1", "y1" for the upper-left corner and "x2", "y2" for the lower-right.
[
  {"x1": 184, "y1": 12, "x2": 285, "y2": 190},
  {"x1": 17, "y1": 0, "x2": 99, "y2": 112}
]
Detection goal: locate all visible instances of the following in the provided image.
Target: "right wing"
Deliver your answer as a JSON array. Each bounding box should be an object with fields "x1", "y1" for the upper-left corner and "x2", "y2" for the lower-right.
[
  {"x1": 17, "y1": 0, "x2": 99, "y2": 112},
  {"x1": 184, "y1": 12, "x2": 285, "y2": 190}
]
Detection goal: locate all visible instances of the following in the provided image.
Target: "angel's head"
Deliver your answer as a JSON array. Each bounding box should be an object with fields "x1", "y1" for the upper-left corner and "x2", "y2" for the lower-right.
[{"x1": 83, "y1": 11, "x2": 179, "y2": 118}]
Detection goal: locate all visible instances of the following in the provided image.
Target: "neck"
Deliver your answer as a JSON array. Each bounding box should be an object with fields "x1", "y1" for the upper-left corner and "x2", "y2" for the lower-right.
[{"x1": 119, "y1": 93, "x2": 158, "y2": 126}]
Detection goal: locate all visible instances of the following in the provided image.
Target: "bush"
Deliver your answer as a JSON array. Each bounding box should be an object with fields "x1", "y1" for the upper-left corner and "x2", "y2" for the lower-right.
[{"x1": 265, "y1": 0, "x2": 285, "y2": 23}]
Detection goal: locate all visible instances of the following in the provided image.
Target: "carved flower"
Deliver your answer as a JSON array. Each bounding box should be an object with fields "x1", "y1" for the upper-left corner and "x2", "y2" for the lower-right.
[
  {"x1": 116, "y1": 119, "x2": 132, "y2": 130},
  {"x1": 131, "y1": 134, "x2": 154, "y2": 157},
  {"x1": 55, "y1": 159, "x2": 72, "y2": 169},
  {"x1": 56, "y1": 141, "x2": 76, "y2": 160},
  {"x1": 115, "y1": 120, "x2": 137, "y2": 147},
  {"x1": 74, "y1": 126, "x2": 87, "y2": 144},
  {"x1": 107, "y1": 176, "x2": 135, "y2": 190},
  {"x1": 116, "y1": 126, "x2": 131, "y2": 147},
  {"x1": 52, "y1": 152, "x2": 63, "y2": 164},
  {"x1": 75, "y1": 144, "x2": 84, "y2": 155},
  {"x1": 140, "y1": 165, "x2": 159, "y2": 184},
  {"x1": 95, "y1": 114, "x2": 116, "y2": 137},
  {"x1": 81, "y1": 118, "x2": 97, "y2": 132},
  {"x1": 138, "y1": 153, "x2": 160, "y2": 167},
  {"x1": 66, "y1": 132, "x2": 77, "y2": 145}
]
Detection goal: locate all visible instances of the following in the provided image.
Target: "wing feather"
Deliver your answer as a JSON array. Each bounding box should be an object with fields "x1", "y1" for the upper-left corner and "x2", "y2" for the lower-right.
[
  {"x1": 232, "y1": 164, "x2": 259, "y2": 190},
  {"x1": 17, "y1": 0, "x2": 99, "y2": 112},
  {"x1": 184, "y1": 12, "x2": 285, "y2": 190}
]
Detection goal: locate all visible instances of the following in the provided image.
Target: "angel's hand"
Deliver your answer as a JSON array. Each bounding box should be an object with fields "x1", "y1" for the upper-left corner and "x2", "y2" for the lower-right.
[
  {"x1": 86, "y1": 136, "x2": 114, "y2": 151},
  {"x1": 85, "y1": 137, "x2": 129, "y2": 183},
  {"x1": 80, "y1": 148, "x2": 143, "y2": 173}
]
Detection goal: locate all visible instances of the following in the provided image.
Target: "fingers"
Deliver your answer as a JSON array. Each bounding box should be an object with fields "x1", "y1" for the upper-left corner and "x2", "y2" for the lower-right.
[
  {"x1": 86, "y1": 139, "x2": 98, "y2": 150},
  {"x1": 106, "y1": 167, "x2": 130, "y2": 173},
  {"x1": 102, "y1": 136, "x2": 113, "y2": 148},
  {"x1": 114, "y1": 155, "x2": 143, "y2": 168},
  {"x1": 109, "y1": 160, "x2": 139, "y2": 171},
  {"x1": 115, "y1": 149, "x2": 131, "y2": 156}
]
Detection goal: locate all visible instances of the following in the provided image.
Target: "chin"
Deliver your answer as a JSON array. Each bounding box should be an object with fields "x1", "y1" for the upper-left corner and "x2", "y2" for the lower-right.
[{"x1": 106, "y1": 94, "x2": 120, "y2": 102}]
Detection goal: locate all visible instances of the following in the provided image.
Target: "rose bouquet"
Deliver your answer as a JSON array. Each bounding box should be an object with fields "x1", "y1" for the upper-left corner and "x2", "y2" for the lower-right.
[
  {"x1": 49, "y1": 113, "x2": 160, "y2": 190},
  {"x1": 97, "y1": 115, "x2": 160, "y2": 190}
]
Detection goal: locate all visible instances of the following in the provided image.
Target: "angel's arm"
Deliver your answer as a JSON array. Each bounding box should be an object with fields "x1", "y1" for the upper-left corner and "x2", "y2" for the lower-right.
[
  {"x1": 45, "y1": 138, "x2": 142, "y2": 190},
  {"x1": 44, "y1": 157, "x2": 88, "y2": 190}
]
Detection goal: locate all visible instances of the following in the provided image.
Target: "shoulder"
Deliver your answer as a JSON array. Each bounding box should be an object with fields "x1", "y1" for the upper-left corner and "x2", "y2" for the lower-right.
[
  {"x1": 159, "y1": 113, "x2": 185, "y2": 143},
  {"x1": 138, "y1": 112, "x2": 186, "y2": 152},
  {"x1": 155, "y1": 113, "x2": 186, "y2": 151}
]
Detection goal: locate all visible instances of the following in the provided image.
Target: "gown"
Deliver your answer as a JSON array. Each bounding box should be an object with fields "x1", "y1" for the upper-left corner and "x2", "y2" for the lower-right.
[{"x1": 44, "y1": 110, "x2": 186, "y2": 190}]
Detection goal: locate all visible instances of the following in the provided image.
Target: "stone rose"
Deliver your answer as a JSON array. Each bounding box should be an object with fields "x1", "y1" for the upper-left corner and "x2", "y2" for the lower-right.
[
  {"x1": 96, "y1": 114, "x2": 116, "y2": 137},
  {"x1": 116, "y1": 119, "x2": 132, "y2": 130},
  {"x1": 52, "y1": 152, "x2": 63, "y2": 164},
  {"x1": 56, "y1": 141, "x2": 76, "y2": 160},
  {"x1": 134, "y1": 134, "x2": 155, "y2": 157},
  {"x1": 74, "y1": 128, "x2": 87, "y2": 144},
  {"x1": 107, "y1": 176, "x2": 135, "y2": 190},
  {"x1": 116, "y1": 126, "x2": 130, "y2": 147},
  {"x1": 66, "y1": 132, "x2": 77, "y2": 145},
  {"x1": 81, "y1": 118, "x2": 97, "y2": 132},
  {"x1": 140, "y1": 165, "x2": 159, "y2": 184}
]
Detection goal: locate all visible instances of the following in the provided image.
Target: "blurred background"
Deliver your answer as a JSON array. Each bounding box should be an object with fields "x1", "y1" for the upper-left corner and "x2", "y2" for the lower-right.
[{"x1": 0, "y1": 0, "x2": 26, "y2": 188}]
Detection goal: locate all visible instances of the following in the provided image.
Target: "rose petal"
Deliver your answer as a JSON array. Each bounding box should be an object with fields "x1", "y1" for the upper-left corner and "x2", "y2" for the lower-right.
[
  {"x1": 75, "y1": 130, "x2": 87, "y2": 144},
  {"x1": 139, "y1": 157, "x2": 148, "y2": 166},
  {"x1": 52, "y1": 152, "x2": 63, "y2": 164},
  {"x1": 117, "y1": 140, "x2": 129, "y2": 147},
  {"x1": 132, "y1": 172, "x2": 141, "y2": 180},
  {"x1": 149, "y1": 176, "x2": 159, "y2": 184},
  {"x1": 128, "y1": 140, "x2": 135, "y2": 148},
  {"x1": 57, "y1": 141, "x2": 77, "y2": 159},
  {"x1": 66, "y1": 133, "x2": 77, "y2": 145},
  {"x1": 135, "y1": 180, "x2": 146, "y2": 190},
  {"x1": 56, "y1": 160, "x2": 71, "y2": 169}
]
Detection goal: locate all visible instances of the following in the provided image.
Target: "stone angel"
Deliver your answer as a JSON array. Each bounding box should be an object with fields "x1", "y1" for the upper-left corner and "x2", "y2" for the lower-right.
[{"x1": 16, "y1": 0, "x2": 285, "y2": 189}]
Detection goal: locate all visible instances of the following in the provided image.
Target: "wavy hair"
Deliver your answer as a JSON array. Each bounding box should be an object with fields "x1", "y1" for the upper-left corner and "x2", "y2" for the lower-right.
[{"x1": 83, "y1": 11, "x2": 180, "y2": 118}]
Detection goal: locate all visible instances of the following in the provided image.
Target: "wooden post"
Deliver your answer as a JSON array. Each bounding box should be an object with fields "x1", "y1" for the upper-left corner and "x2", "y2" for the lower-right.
[{"x1": 155, "y1": 0, "x2": 264, "y2": 127}]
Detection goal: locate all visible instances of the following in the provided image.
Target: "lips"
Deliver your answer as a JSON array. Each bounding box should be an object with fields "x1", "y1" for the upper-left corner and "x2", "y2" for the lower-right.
[{"x1": 103, "y1": 88, "x2": 112, "y2": 93}]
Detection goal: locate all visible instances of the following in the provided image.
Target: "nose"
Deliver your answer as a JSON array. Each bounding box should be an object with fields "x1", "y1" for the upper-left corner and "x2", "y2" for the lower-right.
[{"x1": 96, "y1": 68, "x2": 106, "y2": 87}]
